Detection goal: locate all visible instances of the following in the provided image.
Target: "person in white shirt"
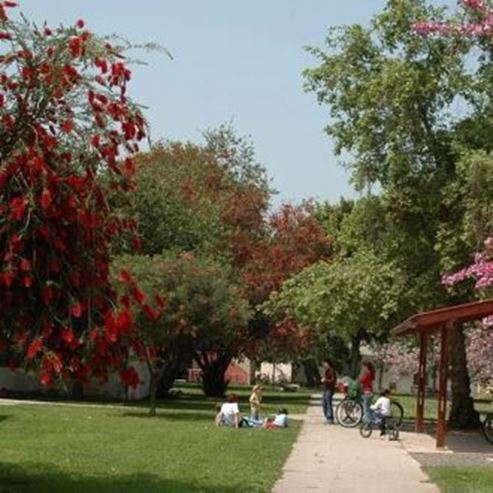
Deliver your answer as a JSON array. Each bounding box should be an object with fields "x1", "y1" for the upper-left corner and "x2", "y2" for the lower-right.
[
  {"x1": 263, "y1": 408, "x2": 289, "y2": 429},
  {"x1": 215, "y1": 394, "x2": 241, "y2": 428},
  {"x1": 370, "y1": 389, "x2": 392, "y2": 436}
]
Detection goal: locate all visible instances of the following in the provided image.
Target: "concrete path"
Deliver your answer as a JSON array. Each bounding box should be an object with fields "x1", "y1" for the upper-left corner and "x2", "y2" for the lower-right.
[{"x1": 272, "y1": 394, "x2": 439, "y2": 493}]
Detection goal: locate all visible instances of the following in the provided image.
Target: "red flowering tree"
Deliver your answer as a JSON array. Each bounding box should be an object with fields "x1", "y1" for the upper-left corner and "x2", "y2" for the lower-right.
[
  {"x1": 193, "y1": 201, "x2": 331, "y2": 394},
  {"x1": 116, "y1": 130, "x2": 331, "y2": 395},
  {"x1": 240, "y1": 203, "x2": 332, "y2": 372},
  {"x1": 0, "y1": 2, "x2": 146, "y2": 390}
]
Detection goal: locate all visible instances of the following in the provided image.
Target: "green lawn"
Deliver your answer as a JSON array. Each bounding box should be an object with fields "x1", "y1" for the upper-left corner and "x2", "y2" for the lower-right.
[
  {"x1": 426, "y1": 467, "x2": 493, "y2": 493},
  {"x1": 394, "y1": 394, "x2": 491, "y2": 421},
  {"x1": 0, "y1": 388, "x2": 310, "y2": 493}
]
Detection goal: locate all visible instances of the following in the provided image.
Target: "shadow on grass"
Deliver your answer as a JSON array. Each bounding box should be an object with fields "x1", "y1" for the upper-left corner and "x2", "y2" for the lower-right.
[
  {"x1": 0, "y1": 462, "x2": 242, "y2": 493},
  {"x1": 119, "y1": 410, "x2": 214, "y2": 422},
  {"x1": 131, "y1": 393, "x2": 309, "y2": 414},
  {"x1": 0, "y1": 415, "x2": 12, "y2": 423},
  {"x1": 260, "y1": 394, "x2": 311, "y2": 404},
  {"x1": 445, "y1": 430, "x2": 493, "y2": 453},
  {"x1": 150, "y1": 399, "x2": 221, "y2": 412}
]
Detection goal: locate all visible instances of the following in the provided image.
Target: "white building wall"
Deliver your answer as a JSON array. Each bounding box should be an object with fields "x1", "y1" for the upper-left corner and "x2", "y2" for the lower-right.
[
  {"x1": 259, "y1": 362, "x2": 292, "y2": 383},
  {"x1": 0, "y1": 368, "x2": 41, "y2": 393}
]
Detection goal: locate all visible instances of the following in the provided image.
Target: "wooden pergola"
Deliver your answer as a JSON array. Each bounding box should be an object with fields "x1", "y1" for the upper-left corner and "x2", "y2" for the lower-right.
[{"x1": 392, "y1": 298, "x2": 493, "y2": 448}]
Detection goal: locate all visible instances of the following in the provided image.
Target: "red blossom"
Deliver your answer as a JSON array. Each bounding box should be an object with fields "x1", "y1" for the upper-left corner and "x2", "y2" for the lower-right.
[
  {"x1": 40, "y1": 372, "x2": 53, "y2": 386},
  {"x1": 61, "y1": 327, "x2": 75, "y2": 344},
  {"x1": 155, "y1": 293, "x2": 166, "y2": 309},
  {"x1": 131, "y1": 286, "x2": 146, "y2": 305},
  {"x1": 71, "y1": 303, "x2": 83, "y2": 318},
  {"x1": 20, "y1": 258, "x2": 32, "y2": 271},
  {"x1": 61, "y1": 120, "x2": 74, "y2": 133},
  {"x1": 142, "y1": 303, "x2": 160, "y2": 322},
  {"x1": 120, "y1": 366, "x2": 140, "y2": 388},
  {"x1": 119, "y1": 269, "x2": 134, "y2": 285},
  {"x1": 27, "y1": 338, "x2": 43, "y2": 359},
  {"x1": 9, "y1": 196, "x2": 28, "y2": 221},
  {"x1": 22, "y1": 275, "x2": 33, "y2": 288}
]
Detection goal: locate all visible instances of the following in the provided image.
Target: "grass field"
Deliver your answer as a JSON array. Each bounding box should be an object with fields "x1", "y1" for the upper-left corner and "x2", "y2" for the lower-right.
[
  {"x1": 393, "y1": 394, "x2": 491, "y2": 421},
  {"x1": 0, "y1": 387, "x2": 310, "y2": 493},
  {"x1": 426, "y1": 467, "x2": 493, "y2": 493}
]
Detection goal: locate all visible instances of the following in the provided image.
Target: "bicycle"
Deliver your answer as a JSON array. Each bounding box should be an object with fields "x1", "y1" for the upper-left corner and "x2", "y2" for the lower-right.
[
  {"x1": 335, "y1": 386, "x2": 404, "y2": 429},
  {"x1": 359, "y1": 411, "x2": 400, "y2": 440},
  {"x1": 482, "y1": 413, "x2": 493, "y2": 444}
]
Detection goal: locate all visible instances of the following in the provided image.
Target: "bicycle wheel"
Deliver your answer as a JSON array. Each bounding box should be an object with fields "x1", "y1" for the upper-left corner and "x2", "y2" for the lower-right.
[
  {"x1": 389, "y1": 427, "x2": 399, "y2": 441},
  {"x1": 391, "y1": 401, "x2": 404, "y2": 428},
  {"x1": 482, "y1": 414, "x2": 493, "y2": 445},
  {"x1": 335, "y1": 399, "x2": 363, "y2": 428},
  {"x1": 359, "y1": 422, "x2": 373, "y2": 438}
]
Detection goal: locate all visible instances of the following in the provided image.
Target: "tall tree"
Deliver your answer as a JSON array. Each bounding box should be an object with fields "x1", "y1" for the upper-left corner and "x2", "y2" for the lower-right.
[
  {"x1": 304, "y1": 0, "x2": 485, "y2": 428},
  {"x1": 264, "y1": 251, "x2": 406, "y2": 378},
  {"x1": 115, "y1": 132, "x2": 270, "y2": 396},
  {"x1": 118, "y1": 133, "x2": 331, "y2": 396},
  {"x1": 113, "y1": 253, "x2": 250, "y2": 409}
]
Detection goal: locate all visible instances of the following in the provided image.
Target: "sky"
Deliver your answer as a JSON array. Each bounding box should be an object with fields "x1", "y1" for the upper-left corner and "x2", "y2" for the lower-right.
[{"x1": 15, "y1": 0, "x2": 448, "y2": 205}]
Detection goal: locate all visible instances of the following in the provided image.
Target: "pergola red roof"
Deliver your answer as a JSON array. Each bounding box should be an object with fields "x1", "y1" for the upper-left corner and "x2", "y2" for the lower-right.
[
  {"x1": 391, "y1": 297, "x2": 493, "y2": 448},
  {"x1": 392, "y1": 298, "x2": 493, "y2": 336}
]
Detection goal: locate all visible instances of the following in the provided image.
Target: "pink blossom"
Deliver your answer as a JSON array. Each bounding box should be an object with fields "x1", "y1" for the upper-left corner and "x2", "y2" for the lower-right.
[
  {"x1": 413, "y1": 0, "x2": 493, "y2": 39},
  {"x1": 442, "y1": 237, "x2": 493, "y2": 387}
]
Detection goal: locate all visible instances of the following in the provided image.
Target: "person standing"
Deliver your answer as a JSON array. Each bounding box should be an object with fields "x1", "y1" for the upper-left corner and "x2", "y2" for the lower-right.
[
  {"x1": 249, "y1": 384, "x2": 262, "y2": 420},
  {"x1": 321, "y1": 360, "x2": 336, "y2": 423},
  {"x1": 359, "y1": 360, "x2": 375, "y2": 423}
]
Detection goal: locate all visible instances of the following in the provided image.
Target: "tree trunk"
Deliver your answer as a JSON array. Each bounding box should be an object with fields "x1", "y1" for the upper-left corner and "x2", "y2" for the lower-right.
[
  {"x1": 448, "y1": 326, "x2": 481, "y2": 429},
  {"x1": 69, "y1": 377, "x2": 84, "y2": 400},
  {"x1": 156, "y1": 345, "x2": 191, "y2": 398},
  {"x1": 249, "y1": 359, "x2": 258, "y2": 385},
  {"x1": 156, "y1": 363, "x2": 178, "y2": 398},
  {"x1": 349, "y1": 333, "x2": 362, "y2": 379},
  {"x1": 302, "y1": 358, "x2": 321, "y2": 388},
  {"x1": 199, "y1": 353, "x2": 232, "y2": 397},
  {"x1": 149, "y1": 371, "x2": 159, "y2": 417},
  {"x1": 377, "y1": 364, "x2": 384, "y2": 393}
]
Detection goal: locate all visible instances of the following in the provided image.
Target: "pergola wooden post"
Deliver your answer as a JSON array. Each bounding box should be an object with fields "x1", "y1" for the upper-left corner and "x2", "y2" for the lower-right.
[
  {"x1": 416, "y1": 332, "x2": 427, "y2": 433},
  {"x1": 436, "y1": 323, "x2": 451, "y2": 448},
  {"x1": 392, "y1": 298, "x2": 493, "y2": 448}
]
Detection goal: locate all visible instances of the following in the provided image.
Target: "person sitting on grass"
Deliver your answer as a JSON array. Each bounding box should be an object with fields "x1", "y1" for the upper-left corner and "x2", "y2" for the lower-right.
[
  {"x1": 215, "y1": 394, "x2": 241, "y2": 428},
  {"x1": 263, "y1": 408, "x2": 289, "y2": 429},
  {"x1": 370, "y1": 389, "x2": 392, "y2": 437}
]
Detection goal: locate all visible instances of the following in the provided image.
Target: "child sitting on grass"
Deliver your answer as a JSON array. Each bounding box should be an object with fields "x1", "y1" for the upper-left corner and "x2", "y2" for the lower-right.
[
  {"x1": 263, "y1": 408, "x2": 288, "y2": 429},
  {"x1": 215, "y1": 394, "x2": 241, "y2": 428}
]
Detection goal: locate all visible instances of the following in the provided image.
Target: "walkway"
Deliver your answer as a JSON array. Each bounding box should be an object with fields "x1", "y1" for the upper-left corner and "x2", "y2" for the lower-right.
[{"x1": 272, "y1": 394, "x2": 439, "y2": 493}]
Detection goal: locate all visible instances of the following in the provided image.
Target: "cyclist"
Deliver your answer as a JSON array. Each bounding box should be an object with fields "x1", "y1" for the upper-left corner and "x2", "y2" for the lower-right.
[{"x1": 370, "y1": 389, "x2": 392, "y2": 437}]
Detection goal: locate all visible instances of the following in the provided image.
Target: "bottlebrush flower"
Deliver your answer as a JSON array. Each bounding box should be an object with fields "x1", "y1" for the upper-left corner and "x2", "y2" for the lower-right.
[
  {"x1": 27, "y1": 338, "x2": 43, "y2": 359},
  {"x1": 71, "y1": 303, "x2": 83, "y2": 318}
]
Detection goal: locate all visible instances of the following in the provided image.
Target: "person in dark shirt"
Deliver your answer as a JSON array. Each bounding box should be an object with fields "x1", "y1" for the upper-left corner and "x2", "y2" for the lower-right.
[{"x1": 321, "y1": 359, "x2": 337, "y2": 423}]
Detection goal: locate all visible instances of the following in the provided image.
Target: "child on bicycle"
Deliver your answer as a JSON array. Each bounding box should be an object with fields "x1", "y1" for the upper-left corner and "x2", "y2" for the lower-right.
[{"x1": 370, "y1": 389, "x2": 392, "y2": 436}]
